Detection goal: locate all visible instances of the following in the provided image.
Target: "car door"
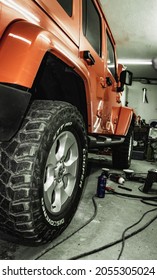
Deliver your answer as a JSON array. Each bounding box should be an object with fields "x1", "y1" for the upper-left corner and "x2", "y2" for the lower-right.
[
  {"x1": 79, "y1": 0, "x2": 106, "y2": 133},
  {"x1": 102, "y1": 28, "x2": 122, "y2": 134}
]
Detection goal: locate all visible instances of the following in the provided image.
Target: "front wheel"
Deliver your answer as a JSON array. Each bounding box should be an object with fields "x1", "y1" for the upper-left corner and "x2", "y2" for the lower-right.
[
  {"x1": 0, "y1": 100, "x2": 88, "y2": 243},
  {"x1": 112, "y1": 125, "x2": 134, "y2": 169}
]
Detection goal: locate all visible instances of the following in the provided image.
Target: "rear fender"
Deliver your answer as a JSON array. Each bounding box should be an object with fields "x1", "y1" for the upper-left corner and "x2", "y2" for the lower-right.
[
  {"x1": 0, "y1": 20, "x2": 93, "y2": 129},
  {"x1": 0, "y1": 20, "x2": 52, "y2": 87},
  {"x1": 115, "y1": 106, "x2": 135, "y2": 136},
  {"x1": 0, "y1": 20, "x2": 90, "y2": 89}
]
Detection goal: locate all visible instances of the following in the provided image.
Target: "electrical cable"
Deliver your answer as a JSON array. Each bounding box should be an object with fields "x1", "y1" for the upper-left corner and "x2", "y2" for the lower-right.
[
  {"x1": 69, "y1": 208, "x2": 157, "y2": 260},
  {"x1": 35, "y1": 185, "x2": 157, "y2": 260},
  {"x1": 117, "y1": 207, "x2": 157, "y2": 260},
  {"x1": 108, "y1": 189, "x2": 157, "y2": 201},
  {"x1": 35, "y1": 194, "x2": 98, "y2": 260},
  {"x1": 140, "y1": 200, "x2": 157, "y2": 207},
  {"x1": 138, "y1": 185, "x2": 157, "y2": 205},
  {"x1": 110, "y1": 187, "x2": 157, "y2": 205}
]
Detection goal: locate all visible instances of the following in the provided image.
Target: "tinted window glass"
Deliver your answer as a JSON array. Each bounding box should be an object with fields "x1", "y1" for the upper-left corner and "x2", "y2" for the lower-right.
[
  {"x1": 107, "y1": 34, "x2": 116, "y2": 78},
  {"x1": 83, "y1": 0, "x2": 102, "y2": 56},
  {"x1": 57, "y1": 0, "x2": 73, "y2": 17}
]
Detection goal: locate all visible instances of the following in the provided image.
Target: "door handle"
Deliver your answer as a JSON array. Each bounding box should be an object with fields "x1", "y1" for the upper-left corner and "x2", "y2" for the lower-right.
[
  {"x1": 106, "y1": 77, "x2": 112, "y2": 86},
  {"x1": 83, "y1": 50, "x2": 95, "y2": 65}
]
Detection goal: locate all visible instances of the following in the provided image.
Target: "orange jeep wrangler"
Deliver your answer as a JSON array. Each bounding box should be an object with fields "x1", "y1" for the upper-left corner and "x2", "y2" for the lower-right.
[{"x1": 0, "y1": 0, "x2": 135, "y2": 243}]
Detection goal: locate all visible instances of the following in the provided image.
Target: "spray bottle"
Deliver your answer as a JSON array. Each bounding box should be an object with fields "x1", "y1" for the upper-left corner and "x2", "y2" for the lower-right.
[{"x1": 96, "y1": 169, "x2": 107, "y2": 198}]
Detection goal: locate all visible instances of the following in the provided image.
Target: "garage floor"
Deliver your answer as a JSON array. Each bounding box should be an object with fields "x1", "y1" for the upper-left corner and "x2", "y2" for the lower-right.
[{"x1": 0, "y1": 154, "x2": 157, "y2": 260}]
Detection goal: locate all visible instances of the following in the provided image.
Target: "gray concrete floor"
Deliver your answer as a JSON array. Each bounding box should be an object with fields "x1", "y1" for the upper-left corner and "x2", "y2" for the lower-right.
[{"x1": 0, "y1": 154, "x2": 157, "y2": 260}]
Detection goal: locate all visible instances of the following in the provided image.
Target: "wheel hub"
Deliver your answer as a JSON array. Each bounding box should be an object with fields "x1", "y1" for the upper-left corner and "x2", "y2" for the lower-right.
[
  {"x1": 55, "y1": 160, "x2": 65, "y2": 181},
  {"x1": 43, "y1": 131, "x2": 79, "y2": 215}
]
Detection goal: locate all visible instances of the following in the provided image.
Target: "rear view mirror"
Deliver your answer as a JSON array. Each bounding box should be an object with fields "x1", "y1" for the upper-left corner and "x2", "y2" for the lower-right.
[{"x1": 120, "y1": 70, "x2": 133, "y2": 86}]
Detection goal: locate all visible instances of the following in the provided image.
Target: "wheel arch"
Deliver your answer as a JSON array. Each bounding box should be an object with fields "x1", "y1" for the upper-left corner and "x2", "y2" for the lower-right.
[
  {"x1": 0, "y1": 20, "x2": 89, "y2": 129},
  {"x1": 0, "y1": 20, "x2": 51, "y2": 87},
  {"x1": 31, "y1": 51, "x2": 88, "y2": 129}
]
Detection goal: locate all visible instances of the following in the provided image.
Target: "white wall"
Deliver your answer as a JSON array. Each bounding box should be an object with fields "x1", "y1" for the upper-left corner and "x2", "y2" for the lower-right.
[
  {"x1": 120, "y1": 85, "x2": 126, "y2": 106},
  {"x1": 126, "y1": 81, "x2": 157, "y2": 123}
]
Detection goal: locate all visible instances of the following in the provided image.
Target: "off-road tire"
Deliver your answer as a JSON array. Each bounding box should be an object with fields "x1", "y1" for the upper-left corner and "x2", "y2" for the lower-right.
[
  {"x1": 0, "y1": 100, "x2": 88, "y2": 243},
  {"x1": 112, "y1": 125, "x2": 133, "y2": 169}
]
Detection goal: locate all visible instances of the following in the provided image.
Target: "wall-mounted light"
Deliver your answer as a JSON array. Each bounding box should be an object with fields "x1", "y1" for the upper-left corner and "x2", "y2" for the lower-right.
[
  {"x1": 142, "y1": 88, "x2": 148, "y2": 103},
  {"x1": 152, "y1": 58, "x2": 157, "y2": 70}
]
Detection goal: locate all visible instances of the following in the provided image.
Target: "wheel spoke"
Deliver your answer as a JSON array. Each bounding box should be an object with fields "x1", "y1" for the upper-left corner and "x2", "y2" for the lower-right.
[
  {"x1": 64, "y1": 175, "x2": 75, "y2": 197},
  {"x1": 64, "y1": 157, "x2": 78, "y2": 176},
  {"x1": 44, "y1": 181, "x2": 55, "y2": 207},
  {"x1": 52, "y1": 181, "x2": 69, "y2": 212},
  {"x1": 56, "y1": 133, "x2": 75, "y2": 161},
  {"x1": 46, "y1": 142, "x2": 58, "y2": 167},
  {"x1": 44, "y1": 165, "x2": 56, "y2": 209},
  {"x1": 44, "y1": 164, "x2": 55, "y2": 191}
]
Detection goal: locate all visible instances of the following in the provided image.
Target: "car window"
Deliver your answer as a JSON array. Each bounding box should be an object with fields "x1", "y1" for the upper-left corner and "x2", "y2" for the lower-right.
[
  {"x1": 57, "y1": 0, "x2": 73, "y2": 17},
  {"x1": 82, "y1": 0, "x2": 102, "y2": 56},
  {"x1": 107, "y1": 33, "x2": 116, "y2": 78}
]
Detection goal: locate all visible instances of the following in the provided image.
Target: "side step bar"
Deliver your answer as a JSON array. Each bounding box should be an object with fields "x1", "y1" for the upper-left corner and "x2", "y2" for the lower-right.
[{"x1": 88, "y1": 135, "x2": 125, "y2": 148}]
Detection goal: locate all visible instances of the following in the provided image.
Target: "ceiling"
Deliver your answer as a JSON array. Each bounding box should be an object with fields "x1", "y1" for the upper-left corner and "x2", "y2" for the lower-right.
[{"x1": 100, "y1": 0, "x2": 157, "y2": 81}]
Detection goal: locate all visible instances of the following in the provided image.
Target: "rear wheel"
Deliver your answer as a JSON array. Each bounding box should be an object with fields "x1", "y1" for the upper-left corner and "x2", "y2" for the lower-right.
[
  {"x1": 112, "y1": 125, "x2": 134, "y2": 169},
  {"x1": 0, "y1": 100, "x2": 88, "y2": 243}
]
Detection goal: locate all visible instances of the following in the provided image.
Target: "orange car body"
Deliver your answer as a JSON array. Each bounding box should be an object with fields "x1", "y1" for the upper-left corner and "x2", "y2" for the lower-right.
[{"x1": 0, "y1": 0, "x2": 134, "y2": 140}]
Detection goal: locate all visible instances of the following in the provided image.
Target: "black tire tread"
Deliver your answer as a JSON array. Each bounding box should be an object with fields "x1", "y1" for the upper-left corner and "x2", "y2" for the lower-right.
[{"x1": 0, "y1": 100, "x2": 87, "y2": 243}]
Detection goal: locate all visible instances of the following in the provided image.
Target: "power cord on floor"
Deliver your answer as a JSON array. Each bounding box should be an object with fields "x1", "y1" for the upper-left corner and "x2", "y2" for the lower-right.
[
  {"x1": 110, "y1": 190, "x2": 157, "y2": 208},
  {"x1": 108, "y1": 189, "x2": 157, "y2": 200},
  {"x1": 138, "y1": 186, "x2": 157, "y2": 206},
  {"x1": 35, "y1": 188, "x2": 157, "y2": 260},
  {"x1": 35, "y1": 195, "x2": 98, "y2": 260},
  {"x1": 140, "y1": 200, "x2": 157, "y2": 207},
  {"x1": 69, "y1": 207, "x2": 157, "y2": 260},
  {"x1": 68, "y1": 188, "x2": 157, "y2": 260},
  {"x1": 117, "y1": 207, "x2": 157, "y2": 260}
]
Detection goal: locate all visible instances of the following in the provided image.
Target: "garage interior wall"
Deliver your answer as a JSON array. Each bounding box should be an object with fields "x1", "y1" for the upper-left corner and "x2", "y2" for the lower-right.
[
  {"x1": 127, "y1": 82, "x2": 157, "y2": 123},
  {"x1": 120, "y1": 86, "x2": 126, "y2": 106}
]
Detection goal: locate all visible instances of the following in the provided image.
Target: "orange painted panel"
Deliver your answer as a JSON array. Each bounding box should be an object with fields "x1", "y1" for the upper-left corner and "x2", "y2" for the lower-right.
[
  {"x1": 115, "y1": 106, "x2": 134, "y2": 135},
  {"x1": 0, "y1": 0, "x2": 134, "y2": 137},
  {"x1": 33, "y1": 0, "x2": 79, "y2": 46}
]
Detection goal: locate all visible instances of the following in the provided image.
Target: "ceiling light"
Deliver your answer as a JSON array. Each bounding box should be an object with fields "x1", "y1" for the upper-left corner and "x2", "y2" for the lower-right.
[{"x1": 118, "y1": 59, "x2": 152, "y2": 65}]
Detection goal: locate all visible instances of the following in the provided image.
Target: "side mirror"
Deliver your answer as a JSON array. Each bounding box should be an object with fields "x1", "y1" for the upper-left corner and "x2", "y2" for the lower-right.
[{"x1": 120, "y1": 70, "x2": 133, "y2": 86}]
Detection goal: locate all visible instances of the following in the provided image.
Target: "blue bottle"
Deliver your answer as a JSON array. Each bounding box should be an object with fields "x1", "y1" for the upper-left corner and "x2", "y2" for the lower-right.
[{"x1": 97, "y1": 170, "x2": 107, "y2": 198}]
